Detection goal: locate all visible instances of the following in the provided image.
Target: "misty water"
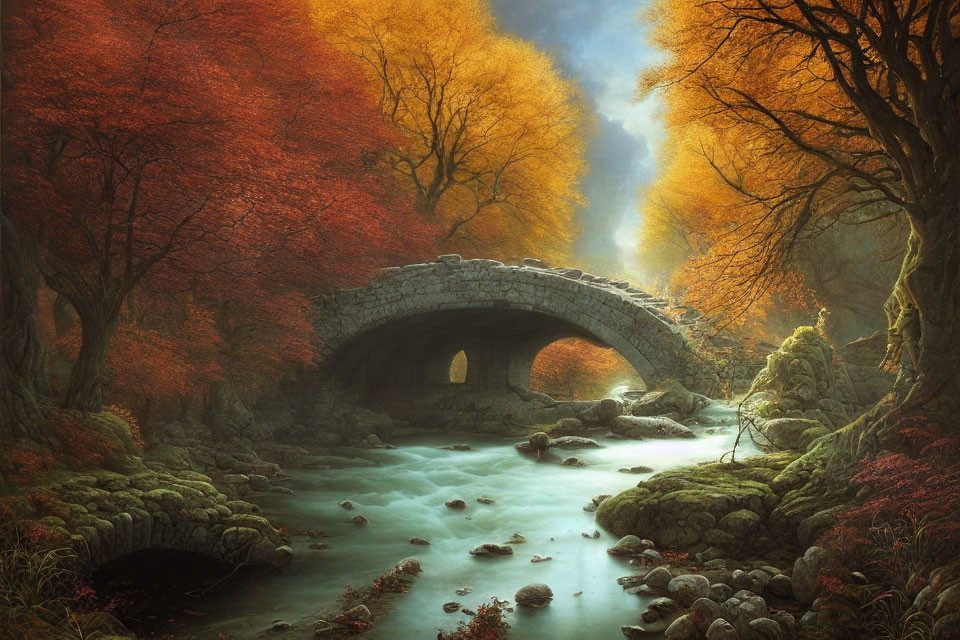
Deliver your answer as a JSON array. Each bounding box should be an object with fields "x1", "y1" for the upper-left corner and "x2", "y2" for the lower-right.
[{"x1": 178, "y1": 402, "x2": 760, "y2": 640}]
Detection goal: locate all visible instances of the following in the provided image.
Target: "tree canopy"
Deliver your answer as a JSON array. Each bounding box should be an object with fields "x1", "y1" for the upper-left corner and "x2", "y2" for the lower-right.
[{"x1": 313, "y1": 0, "x2": 588, "y2": 263}]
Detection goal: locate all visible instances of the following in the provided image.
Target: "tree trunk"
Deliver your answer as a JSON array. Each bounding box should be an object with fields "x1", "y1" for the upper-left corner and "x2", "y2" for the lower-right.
[
  {"x1": 0, "y1": 210, "x2": 50, "y2": 442},
  {"x1": 897, "y1": 209, "x2": 960, "y2": 415},
  {"x1": 62, "y1": 312, "x2": 111, "y2": 412}
]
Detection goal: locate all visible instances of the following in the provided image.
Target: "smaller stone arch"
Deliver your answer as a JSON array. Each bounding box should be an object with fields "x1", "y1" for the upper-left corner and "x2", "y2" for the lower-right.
[{"x1": 42, "y1": 470, "x2": 285, "y2": 572}]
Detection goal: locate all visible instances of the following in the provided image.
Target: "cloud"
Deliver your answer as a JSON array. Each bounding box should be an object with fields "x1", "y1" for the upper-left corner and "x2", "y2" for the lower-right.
[{"x1": 489, "y1": 0, "x2": 662, "y2": 277}]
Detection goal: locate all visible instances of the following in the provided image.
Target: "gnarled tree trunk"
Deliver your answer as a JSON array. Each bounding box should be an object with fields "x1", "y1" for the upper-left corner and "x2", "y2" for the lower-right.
[
  {"x1": 62, "y1": 311, "x2": 111, "y2": 412},
  {"x1": 0, "y1": 210, "x2": 50, "y2": 442}
]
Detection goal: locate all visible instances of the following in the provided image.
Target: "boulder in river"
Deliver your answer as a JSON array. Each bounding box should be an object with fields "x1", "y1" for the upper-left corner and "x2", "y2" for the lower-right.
[
  {"x1": 549, "y1": 436, "x2": 600, "y2": 449},
  {"x1": 443, "y1": 602, "x2": 461, "y2": 613},
  {"x1": 514, "y1": 583, "x2": 553, "y2": 607},
  {"x1": 410, "y1": 537, "x2": 431, "y2": 545},
  {"x1": 352, "y1": 515, "x2": 368, "y2": 526},
  {"x1": 445, "y1": 499, "x2": 467, "y2": 510},
  {"x1": 629, "y1": 382, "x2": 709, "y2": 421},
  {"x1": 476, "y1": 496, "x2": 495, "y2": 504},
  {"x1": 470, "y1": 543, "x2": 514, "y2": 556},
  {"x1": 505, "y1": 533, "x2": 526, "y2": 544},
  {"x1": 338, "y1": 500, "x2": 354, "y2": 510},
  {"x1": 607, "y1": 535, "x2": 652, "y2": 556},
  {"x1": 610, "y1": 415, "x2": 695, "y2": 439},
  {"x1": 528, "y1": 432, "x2": 551, "y2": 450},
  {"x1": 618, "y1": 465, "x2": 654, "y2": 474},
  {"x1": 561, "y1": 457, "x2": 585, "y2": 467}
]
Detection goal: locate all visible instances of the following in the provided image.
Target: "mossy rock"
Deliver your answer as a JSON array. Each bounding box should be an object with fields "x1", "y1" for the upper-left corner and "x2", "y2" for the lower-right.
[
  {"x1": 174, "y1": 470, "x2": 214, "y2": 483},
  {"x1": 142, "y1": 488, "x2": 186, "y2": 510},
  {"x1": 595, "y1": 453, "x2": 796, "y2": 553},
  {"x1": 143, "y1": 444, "x2": 194, "y2": 471}
]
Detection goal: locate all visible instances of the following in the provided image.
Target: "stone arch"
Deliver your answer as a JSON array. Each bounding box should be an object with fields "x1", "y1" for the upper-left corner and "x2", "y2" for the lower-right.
[{"x1": 314, "y1": 257, "x2": 711, "y2": 398}]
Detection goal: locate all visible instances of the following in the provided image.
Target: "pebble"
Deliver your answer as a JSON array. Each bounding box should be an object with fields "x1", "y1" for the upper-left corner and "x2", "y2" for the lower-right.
[
  {"x1": 338, "y1": 500, "x2": 354, "y2": 510},
  {"x1": 445, "y1": 499, "x2": 467, "y2": 509},
  {"x1": 443, "y1": 602, "x2": 461, "y2": 613},
  {"x1": 476, "y1": 496, "x2": 495, "y2": 504},
  {"x1": 531, "y1": 555, "x2": 552, "y2": 563},
  {"x1": 351, "y1": 515, "x2": 368, "y2": 526},
  {"x1": 410, "y1": 537, "x2": 430, "y2": 545}
]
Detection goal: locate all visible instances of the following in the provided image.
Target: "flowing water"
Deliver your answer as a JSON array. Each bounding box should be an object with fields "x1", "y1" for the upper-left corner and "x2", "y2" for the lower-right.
[{"x1": 173, "y1": 402, "x2": 760, "y2": 640}]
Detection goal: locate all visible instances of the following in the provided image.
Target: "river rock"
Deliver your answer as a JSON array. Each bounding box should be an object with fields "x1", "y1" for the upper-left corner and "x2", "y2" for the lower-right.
[
  {"x1": 710, "y1": 583, "x2": 733, "y2": 602},
  {"x1": 748, "y1": 569, "x2": 771, "y2": 593},
  {"x1": 731, "y1": 569, "x2": 754, "y2": 590},
  {"x1": 561, "y1": 457, "x2": 585, "y2": 467},
  {"x1": 748, "y1": 617, "x2": 782, "y2": 640},
  {"x1": 351, "y1": 515, "x2": 368, "y2": 526},
  {"x1": 338, "y1": 500, "x2": 354, "y2": 510},
  {"x1": 341, "y1": 605, "x2": 371, "y2": 621},
  {"x1": 528, "y1": 432, "x2": 551, "y2": 450},
  {"x1": 665, "y1": 614, "x2": 699, "y2": 640},
  {"x1": 309, "y1": 542, "x2": 332, "y2": 550},
  {"x1": 691, "y1": 597, "x2": 722, "y2": 630},
  {"x1": 644, "y1": 567, "x2": 673, "y2": 590},
  {"x1": 515, "y1": 583, "x2": 553, "y2": 607},
  {"x1": 410, "y1": 537, "x2": 431, "y2": 545},
  {"x1": 792, "y1": 546, "x2": 827, "y2": 605},
  {"x1": 610, "y1": 415, "x2": 695, "y2": 439},
  {"x1": 619, "y1": 465, "x2": 654, "y2": 474},
  {"x1": 531, "y1": 555, "x2": 552, "y2": 563},
  {"x1": 442, "y1": 444, "x2": 473, "y2": 451},
  {"x1": 608, "y1": 535, "x2": 651, "y2": 556},
  {"x1": 470, "y1": 543, "x2": 513, "y2": 556},
  {"x1": 553, "y1": 417, "x2": 585, "y2": 435},
  {"x1": 761, "y1": 418, "x2": 828, "y2": 451},
  {"x1": 476, "y1": 496, "x2": 495, "y2": 504},
  {"x1": 645, "y1": 596, "x2": 681, "y2": 620},
  {"x1": 597, "y1": 398, "x2": 623, "y2": 422},
  {"x1": 550, "y1": 436, "x2": 600, "y2": 449},
  {"x1": 668, "y1": 574, "x2": 711, "y2": 606},
  {"x1": 455, "y1": 587, "x2": 473, "y2": 596},
  {"x1": 705, "y1": 618, "x2": 738, "y2": 640},
  {"x1": 248, "y1": 474, "x2": 271, "y2": 491},
  {"x1": 443, "y1": 602, "x2": 461, "y2": 613},
  {"x1": 505, "y1": 533, "x2": 526, "y2": 544},
  {"x1": 630, "y1": 383, "x2": 709, "y2": 421},
  {"x1": 445, "y1": 499, "x2": 467, "y2": 510}
]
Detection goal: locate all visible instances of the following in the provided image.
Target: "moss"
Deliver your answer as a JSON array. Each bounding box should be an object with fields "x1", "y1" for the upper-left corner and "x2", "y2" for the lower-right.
[
  {"x1": 595, "y1": 452, "x2": 798, "y2": 551},
  {"x1": 143, "y1": 444, "x2": 194, "y2": 471},
  {"x1": 141, "y1": 488, "x2": 185, "y2": 510}
]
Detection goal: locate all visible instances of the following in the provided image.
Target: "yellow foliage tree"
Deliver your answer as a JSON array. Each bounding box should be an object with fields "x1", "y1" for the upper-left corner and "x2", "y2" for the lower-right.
[
  {"x1": 638, "y1": 0, "x2": 960, "y2": 416},
  {"x1": 313, "y1": 0, "x2": 587, "y2": 263}
]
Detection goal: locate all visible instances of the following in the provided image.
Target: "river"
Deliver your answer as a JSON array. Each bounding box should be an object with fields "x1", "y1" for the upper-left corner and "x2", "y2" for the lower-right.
[{"x1": 172, "y1": 402, "x2": 760, "y2": 639}]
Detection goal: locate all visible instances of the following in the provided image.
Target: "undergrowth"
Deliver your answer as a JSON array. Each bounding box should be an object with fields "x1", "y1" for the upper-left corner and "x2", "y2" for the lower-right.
[
  {"x1": 814, "y1": 415, "x2": 960, "y2": 640},
  {"x1": 0, "y1": 525, "x2": 130, "y2": 640}
]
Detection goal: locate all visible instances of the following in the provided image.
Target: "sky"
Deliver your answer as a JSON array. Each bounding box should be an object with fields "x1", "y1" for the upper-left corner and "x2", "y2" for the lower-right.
[{"x1": 489, "y1": 0, "x2": 665, "y2": 278}]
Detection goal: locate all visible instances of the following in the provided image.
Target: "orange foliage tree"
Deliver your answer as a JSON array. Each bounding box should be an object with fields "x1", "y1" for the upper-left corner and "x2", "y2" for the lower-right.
[
  {"x1": 639, "y1": 1, "x2": 960, "y2": 414},
  {"x1": 530, "y1": 338, "x2": 643, "y2": 401}
]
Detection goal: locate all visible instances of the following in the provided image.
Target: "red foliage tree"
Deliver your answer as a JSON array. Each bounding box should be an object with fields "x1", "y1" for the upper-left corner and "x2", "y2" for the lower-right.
[{"x1": 2, "y1": 0, "x2": 435, "y2": 414}]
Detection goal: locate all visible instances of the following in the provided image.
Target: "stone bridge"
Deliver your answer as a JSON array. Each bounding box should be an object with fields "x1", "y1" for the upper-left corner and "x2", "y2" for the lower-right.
[{"x1": 314, "y1": 256, "x2": 716, "y2": 400}]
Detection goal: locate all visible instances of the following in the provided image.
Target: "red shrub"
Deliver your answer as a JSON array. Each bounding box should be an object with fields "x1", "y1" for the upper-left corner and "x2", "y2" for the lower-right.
[{"x1": 437, "y1": 599, "x2": 510, "y2": 640}]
